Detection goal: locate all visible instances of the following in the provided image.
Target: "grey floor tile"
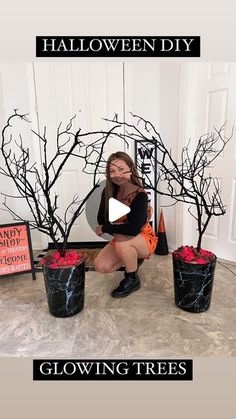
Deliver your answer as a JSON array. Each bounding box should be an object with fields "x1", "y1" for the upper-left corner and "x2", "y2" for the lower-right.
[{"x1": 0, "y1": 254, "x2": 235, "y2": 358}]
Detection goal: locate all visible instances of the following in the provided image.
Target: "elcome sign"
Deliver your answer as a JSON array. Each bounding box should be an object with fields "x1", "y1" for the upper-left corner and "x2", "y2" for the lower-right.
[
  {"x1": 135, "y1": 140, "x2": 157, "y2": 234},
  {"x1": 0, "y1": 222, "x2": 36, "y2": 280}
]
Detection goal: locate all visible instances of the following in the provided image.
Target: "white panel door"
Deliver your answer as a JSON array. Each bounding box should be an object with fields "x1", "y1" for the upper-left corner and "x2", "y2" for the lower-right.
[
  {"x1": 124, "y1": 62, "x2": 160, "y2": 234},
  {"x1": 187, "y1": 63, "x2": 236, "y2": 262},
  {"x1": 0, "y1": 63, "x2": 44, "y2": 249},
  {"x1": 33, "y1": 62, "x2": 124, "y2": 244}
]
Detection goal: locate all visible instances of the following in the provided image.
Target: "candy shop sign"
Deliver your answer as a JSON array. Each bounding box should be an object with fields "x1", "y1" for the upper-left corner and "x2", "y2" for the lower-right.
[{"x1": 0, "y1": 222, "x2": 36, "y2": 279}]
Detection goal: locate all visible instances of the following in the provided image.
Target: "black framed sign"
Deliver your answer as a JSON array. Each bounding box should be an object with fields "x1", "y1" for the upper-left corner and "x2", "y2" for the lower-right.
[
  {"x1": 0, "y1": 222, "x2": 36, "y2": 280},
  {"x1": 135, "y1": 140, "x2": 158, "y2": 233}
]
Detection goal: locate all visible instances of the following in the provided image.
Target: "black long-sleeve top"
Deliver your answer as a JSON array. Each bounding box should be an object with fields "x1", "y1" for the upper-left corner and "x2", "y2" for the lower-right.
[{"x1": 97, "y1": 188, "x2": 148, "y2": 236}]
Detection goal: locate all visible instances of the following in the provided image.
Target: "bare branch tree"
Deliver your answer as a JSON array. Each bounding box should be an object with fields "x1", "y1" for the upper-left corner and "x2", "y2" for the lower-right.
[
  {"x1": 104, "y1": 113, "x2": 233, "y2": 251},
  {"x1": 1, "y1": 110, "x2": 120, "y2": 256},
  {"x1": 2, "y1": 110, "x2": 232, "y2": 254}
]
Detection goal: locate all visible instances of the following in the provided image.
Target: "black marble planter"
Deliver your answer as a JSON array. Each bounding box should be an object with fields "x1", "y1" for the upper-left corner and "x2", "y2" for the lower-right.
[
  {"x1": 43, "y1": 259, "x2": 85, "y2": 318},
  {"x1": 172, "y1": 254, "x2": 216, "y2": 313}
]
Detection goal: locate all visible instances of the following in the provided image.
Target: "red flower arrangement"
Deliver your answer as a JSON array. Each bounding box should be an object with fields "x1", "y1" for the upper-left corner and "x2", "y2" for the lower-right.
[
  {"x1": 41, "y1": 250, "x2": 85, "y2": 269},
  {"x1": 172, "y1": 245, "x2": 215, "y2": 264}
]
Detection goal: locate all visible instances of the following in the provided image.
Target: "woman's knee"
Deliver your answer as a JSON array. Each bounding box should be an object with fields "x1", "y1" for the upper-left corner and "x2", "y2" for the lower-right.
[{"x1": 94, "y1": 257, "x2": 112, "y2": 274}]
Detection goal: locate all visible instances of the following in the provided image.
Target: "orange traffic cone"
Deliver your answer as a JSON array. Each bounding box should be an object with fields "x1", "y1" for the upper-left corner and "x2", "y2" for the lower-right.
[{"x1": 155, "y1": 209, "x2": 169, "y2": 255}]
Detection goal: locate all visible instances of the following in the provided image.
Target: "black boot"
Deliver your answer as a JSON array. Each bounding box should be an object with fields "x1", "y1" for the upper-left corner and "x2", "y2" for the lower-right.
[{"x1": 111, "y1": 270, "x2": 141, "y2": 298}]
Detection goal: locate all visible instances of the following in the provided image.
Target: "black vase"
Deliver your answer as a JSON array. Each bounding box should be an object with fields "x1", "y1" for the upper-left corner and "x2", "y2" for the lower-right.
[
  {"x1": 43, "y1": 258, "x2": 86, "y2": 318},
  {"x1": 172, "y1": 254, "x2": 216, "y2": 313}
]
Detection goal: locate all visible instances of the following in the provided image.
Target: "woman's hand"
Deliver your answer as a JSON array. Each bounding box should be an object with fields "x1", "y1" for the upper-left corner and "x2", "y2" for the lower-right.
[{"x1": 95, "y1": 225, "x2": 103, "y2": 236}]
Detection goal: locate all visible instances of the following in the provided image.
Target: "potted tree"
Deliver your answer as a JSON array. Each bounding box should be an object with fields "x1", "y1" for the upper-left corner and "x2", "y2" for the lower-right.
[
  {"x1": 0, "y1": 110, "x2": 116, "y2": 317},
  {"x1": 105, "y1": 114, "x2": 232, "y2": 312}
]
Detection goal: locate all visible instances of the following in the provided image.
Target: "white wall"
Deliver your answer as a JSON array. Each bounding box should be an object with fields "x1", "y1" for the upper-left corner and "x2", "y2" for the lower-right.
[
  {"x1": 33, "y1": 62, "x2": 125, "y2": 246},
  {"x1": 0, "y1": 61, "x2": 183, "y2": 252},
  {"x1": 0, "y1": 63, "x2": 43, "y2": 249},
  {"x1": 159, "y1": 63, "x2": 181, "y2": 250},
  {"x1": 124, "y1": 61, "x2": 160, "y2": 234}
]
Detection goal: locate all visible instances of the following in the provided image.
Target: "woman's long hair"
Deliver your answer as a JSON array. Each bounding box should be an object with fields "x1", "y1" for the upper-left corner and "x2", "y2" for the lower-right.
[{"x1": 104, "y1": 151, "x2": 144, "y2": 223}]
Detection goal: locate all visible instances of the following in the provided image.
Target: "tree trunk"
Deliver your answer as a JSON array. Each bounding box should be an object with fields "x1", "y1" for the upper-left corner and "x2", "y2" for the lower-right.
[{"x1": 197, "y1": 234, "x2": 203, "y2": 252}]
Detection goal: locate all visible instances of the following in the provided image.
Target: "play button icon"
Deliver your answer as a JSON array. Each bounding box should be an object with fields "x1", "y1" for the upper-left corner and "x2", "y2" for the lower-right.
[
  {"x1": 109, "y1": 198, "x2": 130, "y2": 222},
  {"x1": 85, "y1": 180, "x2": 131, "y2": 241}
]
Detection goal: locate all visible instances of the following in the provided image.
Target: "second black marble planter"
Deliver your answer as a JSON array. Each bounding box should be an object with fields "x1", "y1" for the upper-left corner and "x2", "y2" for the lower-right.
[
  {"x1": 172, "y1": 254, "x2": 216, "y2": 313},
  {"x1": 43, "y1": 258, "x2": 85, "y2": 318}
]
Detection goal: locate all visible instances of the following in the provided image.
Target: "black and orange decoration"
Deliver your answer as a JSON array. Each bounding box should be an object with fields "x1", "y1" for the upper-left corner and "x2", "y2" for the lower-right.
[{"x1": 155, "y1": 210, "x2": 169, "y2": 255}]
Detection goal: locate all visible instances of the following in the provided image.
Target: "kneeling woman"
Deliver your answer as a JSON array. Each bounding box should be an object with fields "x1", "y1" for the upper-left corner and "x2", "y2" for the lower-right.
[{"x1": 94, "y1": 151, "x2": 158, "y2": 298}]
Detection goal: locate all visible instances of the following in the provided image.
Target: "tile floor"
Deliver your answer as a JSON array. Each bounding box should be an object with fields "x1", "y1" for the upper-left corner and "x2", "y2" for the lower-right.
[{"x1": 0, "y1": 254, "x2": 235, "y2": 358}]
